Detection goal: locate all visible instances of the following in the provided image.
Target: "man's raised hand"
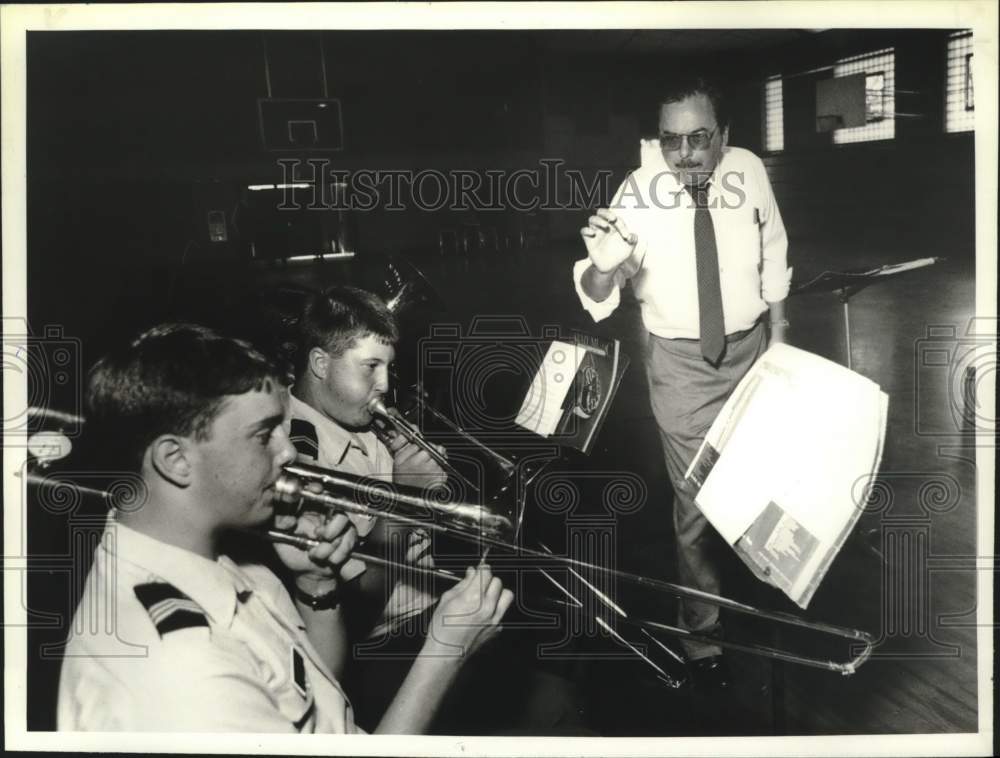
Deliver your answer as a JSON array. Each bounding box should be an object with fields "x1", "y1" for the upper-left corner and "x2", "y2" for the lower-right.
[{"x1": 580, "y1": 208, "x2": 637, "y2": 274}]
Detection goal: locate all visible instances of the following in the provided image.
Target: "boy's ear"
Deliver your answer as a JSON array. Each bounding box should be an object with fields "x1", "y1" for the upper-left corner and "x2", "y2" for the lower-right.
[
  {"x1": 308, "y1": 347, "x2": 329, "y2": 380},
  {"x1": 148, "y1": 435, "x2": 194, "y2": 488}
]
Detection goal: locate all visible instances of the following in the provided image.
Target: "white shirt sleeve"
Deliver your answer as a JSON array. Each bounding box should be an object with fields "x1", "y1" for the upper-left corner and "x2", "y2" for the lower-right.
[
  {"x1": 755, "y1": 159, "x2": 792, "y2": 303},
  {"x1": 572, "y1": 257, "x2": 622, "y2": 322}
]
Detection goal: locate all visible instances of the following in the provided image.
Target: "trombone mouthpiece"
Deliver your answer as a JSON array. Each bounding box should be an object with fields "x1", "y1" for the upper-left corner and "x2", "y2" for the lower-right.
[
  {"x1": 367, "y1": 398, "x2": 390, "y2": 418},
  {"x1": 273, "y1": 473, "x2": 303, "y2": 505}
]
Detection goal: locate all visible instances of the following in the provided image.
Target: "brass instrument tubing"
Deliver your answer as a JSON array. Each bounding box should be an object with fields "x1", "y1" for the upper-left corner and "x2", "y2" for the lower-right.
[
  {"x1": 410, "y1": 385, "x2": 515, "y2": 475},
  {"x1": 368, "y1": 399, "x2": 480, "y2": 492},
  {"x1": 281, "y1": 462, "x2": 511, "y2": 536},
  {"x1": 280, "y1": 470, "x2": 873, "y2": 674},
  {"x1": 265, "y1": 529, "x2": 461, "y2": 584},
  {"x1": 27, "y1": 468, "x2": 873, "y2": 675}
]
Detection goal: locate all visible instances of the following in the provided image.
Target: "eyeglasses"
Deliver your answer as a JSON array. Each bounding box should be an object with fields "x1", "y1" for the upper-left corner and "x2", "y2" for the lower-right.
[{"x1": 658, "y1": 127, "x2": 718, "y2": 151}]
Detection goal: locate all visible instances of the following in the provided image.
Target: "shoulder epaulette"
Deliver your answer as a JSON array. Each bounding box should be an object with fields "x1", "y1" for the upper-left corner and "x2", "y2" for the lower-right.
[
  {"x1": 133, "y1": 582, "x2": 209, "y2": 637},
  {"x1": 290, "y1": 418, "x2": 319, "y2": 460}
]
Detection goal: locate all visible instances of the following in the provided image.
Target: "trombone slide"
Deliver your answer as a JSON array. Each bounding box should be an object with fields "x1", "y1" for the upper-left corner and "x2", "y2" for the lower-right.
[
  {"x1": 27, "y1": 462, "x2": 873, "y2": 677},
  {"x1": 275, "y1": 461, "x2": 514, "y2": 541}
]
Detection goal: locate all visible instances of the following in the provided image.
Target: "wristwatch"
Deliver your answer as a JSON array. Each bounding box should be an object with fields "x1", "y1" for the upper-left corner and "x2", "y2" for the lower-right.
[{"x1": 294, "y1": 583, "x2": 340, "y2": 611}]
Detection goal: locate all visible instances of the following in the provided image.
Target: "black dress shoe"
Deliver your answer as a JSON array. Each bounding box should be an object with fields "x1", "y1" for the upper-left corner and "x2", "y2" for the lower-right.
[{"x1": 689, "y1": 655, "x2": 731, "y2": 690}]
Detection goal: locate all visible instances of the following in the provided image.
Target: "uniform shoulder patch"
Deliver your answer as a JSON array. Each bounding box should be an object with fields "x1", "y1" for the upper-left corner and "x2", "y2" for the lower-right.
[
  {"x1": 134, "y1": 582, "x2": 209, "y2": 637},
  {"x1": 290, "y1": 418, "x2": 319, "y2": 460}
]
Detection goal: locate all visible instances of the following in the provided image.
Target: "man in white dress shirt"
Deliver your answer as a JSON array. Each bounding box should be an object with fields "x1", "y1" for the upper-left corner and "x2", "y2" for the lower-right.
[{"x1": 573, "y1": 75, "x2": 791, "y2": 687}]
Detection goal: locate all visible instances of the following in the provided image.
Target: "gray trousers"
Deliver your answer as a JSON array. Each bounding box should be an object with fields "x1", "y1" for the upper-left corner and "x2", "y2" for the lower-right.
[{"x1": 645, "y1": 321, "x2": 767, "y2": 660}]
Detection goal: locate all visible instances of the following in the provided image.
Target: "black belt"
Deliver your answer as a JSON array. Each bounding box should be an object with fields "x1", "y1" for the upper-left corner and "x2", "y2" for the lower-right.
[{"x1": 670, "y1": 317, "x2": 764, "y2": 344}]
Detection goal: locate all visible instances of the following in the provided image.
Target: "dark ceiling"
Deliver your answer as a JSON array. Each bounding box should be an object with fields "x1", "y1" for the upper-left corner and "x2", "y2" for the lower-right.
[{"x1": 536, "y1": 28, "x2": 822, "y2": 55}]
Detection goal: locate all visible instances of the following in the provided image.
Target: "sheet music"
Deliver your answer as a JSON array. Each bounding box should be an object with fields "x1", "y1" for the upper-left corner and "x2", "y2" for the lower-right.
[
  {"x1": 514, "y1": 341, "x2": 584, "y2": 436},
  {"x1": 684, "y1": 343, "x2": 888, "y2": 608}
]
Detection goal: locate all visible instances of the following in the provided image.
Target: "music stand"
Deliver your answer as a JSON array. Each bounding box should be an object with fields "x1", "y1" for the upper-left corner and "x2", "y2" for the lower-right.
[{"x1": 791, "y1": 257, "x2": 942, "y2": 369}]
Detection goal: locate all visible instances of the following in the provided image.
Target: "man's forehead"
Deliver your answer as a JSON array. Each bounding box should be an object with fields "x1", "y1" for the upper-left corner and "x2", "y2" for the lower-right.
[
  {"x1": 346, "y1": 333, "x2": 395, "y2": 360},
  {"x1": 659, "y1": 94, "x2": 717, "y2": 129},
  {"x1": 217, "y1": 385, "x2": 288, "y2": 426}
]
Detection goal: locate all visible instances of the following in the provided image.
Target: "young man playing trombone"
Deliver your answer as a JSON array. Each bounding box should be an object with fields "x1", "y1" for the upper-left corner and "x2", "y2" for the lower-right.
[
  {"x1": 288, "y1": 286, "x2": 590, "y2": 735},
  {"x1": 288, "y1": 285, "x2": 447, "y2": 645},
  {"x1": 57, "y1": 323, "x2": 512, "y2": 733}
]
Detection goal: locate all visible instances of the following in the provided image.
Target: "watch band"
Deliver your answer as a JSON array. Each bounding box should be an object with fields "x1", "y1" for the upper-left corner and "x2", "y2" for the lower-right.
[{"x1": 294, "y1": 583, "x2": 340, "y2": 611}]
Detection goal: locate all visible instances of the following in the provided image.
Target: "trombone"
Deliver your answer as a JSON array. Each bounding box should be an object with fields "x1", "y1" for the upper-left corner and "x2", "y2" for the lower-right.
[
  {"x1": 25, "y1": 462, "x2": 873, "y2": 676},
  {"x1": 276, "y1": 460, "x2": 513, "y2": 541},
  {"x1": 406, "y1": 380, "x2": 516, "y2": 479},
  {"x1": 367, "y1": 398, "x2": 482, "y2": 493},
  {"x1": 349, "y1": 400, "x2": 876, "y2": 675},
  {"x1": 268, "y1": 463, "x2": 874, "y2": 676},
  {"x1": 331, "y1": 261, "x2": 873, "y2": 675}
]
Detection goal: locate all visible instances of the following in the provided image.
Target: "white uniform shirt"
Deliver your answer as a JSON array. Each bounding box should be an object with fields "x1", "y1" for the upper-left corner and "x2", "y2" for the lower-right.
[
  {"x1": 287, "y1": 392, "x2": 435, "y2": 633},
  {"x1": 573, "y1": 142, "x2": 792, "y2": 339},
  {"x1": 288, "y1": 393, "x2": 389, "y2": 581},
  {"x1": 57, "y1": 515, "x2": 362, "y2": 733}
]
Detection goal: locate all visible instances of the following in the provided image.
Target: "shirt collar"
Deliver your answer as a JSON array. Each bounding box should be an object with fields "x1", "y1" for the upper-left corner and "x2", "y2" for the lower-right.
[
  {"x1": 103, "y1": 513, "x2": 251, "y2": 628},
  {"x1": 683, "y1": 177, "x2": 713, "y2": 203},
  {"x1": 640, "y1": 141, "x2": 730, "y2": 197},
  {"x1": 288, "y1": 391, "x2": 373, "y2": 465}
]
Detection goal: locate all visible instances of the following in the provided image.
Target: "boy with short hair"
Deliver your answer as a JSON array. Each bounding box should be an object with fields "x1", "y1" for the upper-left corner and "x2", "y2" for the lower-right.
[{"x1": 57, "y1": 323, "x2": 512, "y2": 733}]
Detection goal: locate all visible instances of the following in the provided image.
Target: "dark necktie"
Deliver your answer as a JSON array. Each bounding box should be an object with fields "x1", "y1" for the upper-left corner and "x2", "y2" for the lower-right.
[{"x1": 691, "y1": 183, "x2": 725, "y2": 364}]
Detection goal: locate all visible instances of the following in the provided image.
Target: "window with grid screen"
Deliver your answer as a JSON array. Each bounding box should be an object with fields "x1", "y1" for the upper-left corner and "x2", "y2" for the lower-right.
[
  {"x1": 832, "y1": 48, "x2": 895, "y2": 144},
  {"x1": 763, "y1": 75, "x2": 784, "y2": 152},
  {"x1": 945, "y1": 31, "x2": 974, "y2": 133}
]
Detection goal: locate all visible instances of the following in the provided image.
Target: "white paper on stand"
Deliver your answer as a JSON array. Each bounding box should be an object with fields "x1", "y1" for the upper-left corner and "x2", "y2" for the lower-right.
[
  {"x1": 514, "y1": 341, "x2": 584, "y2": 436},
  {"x1": 684, "y1": 343, "x2": 889, "y2": 608}
]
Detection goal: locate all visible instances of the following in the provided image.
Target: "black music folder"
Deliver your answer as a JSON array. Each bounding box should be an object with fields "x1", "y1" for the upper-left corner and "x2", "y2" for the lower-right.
[{"x1": 514, "y1": 332, "x2": 629, "y2": 455}]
